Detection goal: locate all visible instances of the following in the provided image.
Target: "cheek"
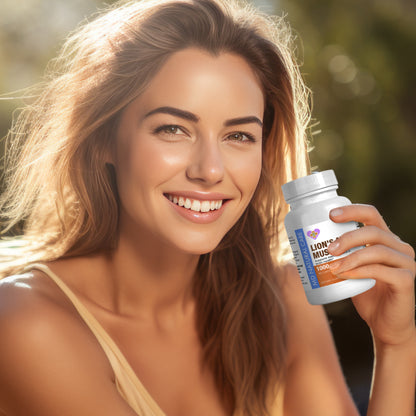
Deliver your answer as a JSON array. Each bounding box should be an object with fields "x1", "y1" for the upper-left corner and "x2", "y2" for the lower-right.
[
  {"x1": 248, "y1": 155, "x2": 263, "y2": 197},
  {"x1": 231, "y1": 149, "x2": 263, "y2": 198},
  {"x1": 116, "y1": 136, "x2": 190, "y2": 188}
]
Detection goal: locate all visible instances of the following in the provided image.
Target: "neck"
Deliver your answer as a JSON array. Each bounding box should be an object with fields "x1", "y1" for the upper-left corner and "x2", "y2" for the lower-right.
[{"x1": 104, "y1": 221, "x2": 200, "y2": 322}]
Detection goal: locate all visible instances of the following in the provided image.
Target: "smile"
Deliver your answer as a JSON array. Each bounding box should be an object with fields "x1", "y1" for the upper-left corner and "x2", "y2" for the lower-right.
[{"x1": 165, "y1": 194, "x2": 223, "y2": 213}]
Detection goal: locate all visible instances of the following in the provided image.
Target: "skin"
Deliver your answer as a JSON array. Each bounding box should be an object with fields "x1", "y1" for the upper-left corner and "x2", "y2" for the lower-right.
[{"x1": 0, "y1": 48, "x2": 415, "y2": 416}]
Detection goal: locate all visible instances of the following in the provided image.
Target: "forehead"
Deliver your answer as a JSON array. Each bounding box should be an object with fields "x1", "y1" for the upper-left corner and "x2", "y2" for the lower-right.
[{"x1": 132, "y1": 48, "x2": 265, "y2": 118}]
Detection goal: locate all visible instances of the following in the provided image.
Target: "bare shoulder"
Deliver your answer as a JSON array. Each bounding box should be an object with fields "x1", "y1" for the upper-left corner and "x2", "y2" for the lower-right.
[
  {"x1": 0, "y1": 268, "x2": 89, "y2": 340},
  {"x1": 1, "y1": 267, "x2": 65, "y2": 308},
  {"x1": 0, "y1": 269, "x2": 70, "y2": 338},
  {"x1": 278, "y1": 262, "x2": 306, "y2": 302},
  {"x1": 0, "y1": 269, "x2": 107, "y2": 394},
  {"x1": 278, "y1": 263, "x2": 321, "y2": 315},
  {"x1": 277, "y1": 263, "x2": 359, "y2": 415},
  {"x1": 0, "y1": 269, "x2": 135, "y2": 416},
  {"x1": 278, "y1": 263, "x2": 330, "y2": 358}
]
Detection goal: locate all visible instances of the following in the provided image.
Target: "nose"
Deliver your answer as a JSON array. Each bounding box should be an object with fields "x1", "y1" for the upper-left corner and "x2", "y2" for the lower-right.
[{"x1": 186, "y1": 137, "x2": 224, "y2": 185}]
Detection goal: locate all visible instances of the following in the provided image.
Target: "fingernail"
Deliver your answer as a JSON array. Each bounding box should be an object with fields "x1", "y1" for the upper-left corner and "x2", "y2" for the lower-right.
[
  {"x1": 329, "y1": 261, "x2": 340, "y2": 271},
  {"x1": 330, "y1": 208, "x2": 343, "y2": 217},
  {"x1": 328, "y1": 240, "x2": 340, "y2": 252}
]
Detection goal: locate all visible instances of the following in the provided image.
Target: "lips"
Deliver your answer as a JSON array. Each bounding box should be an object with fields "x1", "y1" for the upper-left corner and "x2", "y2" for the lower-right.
[{"x1": 165, "y1": 193, "x2": 223, "y2": 213}]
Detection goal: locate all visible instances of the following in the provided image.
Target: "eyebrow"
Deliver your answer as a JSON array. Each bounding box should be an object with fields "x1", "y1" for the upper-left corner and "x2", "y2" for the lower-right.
[
  {"x1": 144, "y1": 106, "x2": 263, "y2": 127},
  {"x1": 224, "y1": 116, "x2": 263, "y2": 128},
  {"x1": 144, "y1": 106, "x2": 199, "y2": 123}
]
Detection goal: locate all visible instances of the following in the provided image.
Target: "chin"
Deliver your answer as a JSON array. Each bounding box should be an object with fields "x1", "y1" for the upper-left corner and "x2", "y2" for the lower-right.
[
  {"x1": 172, "y1": 235, "x2": 224, "y2": 256},
  {"x1": 180, "y1": 242, "x2": 221, "y2": 256}
]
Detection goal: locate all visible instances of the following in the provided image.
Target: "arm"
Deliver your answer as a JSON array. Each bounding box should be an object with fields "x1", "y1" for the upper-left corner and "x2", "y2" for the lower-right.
[
  {"x1": 367, "y1": 337, "x2": 416, "y2": 416},
  {"x1": 0, "y1": 275, "x2": 138, "y2": 416},
  {"x1": 328, "y1": 204, "x2": 416, "y2": 416}
]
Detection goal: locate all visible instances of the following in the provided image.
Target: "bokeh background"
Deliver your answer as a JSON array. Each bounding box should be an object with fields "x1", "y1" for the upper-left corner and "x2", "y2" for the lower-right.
[{"x1": 1, "y1": 0, "x2": 415, "y2": 414}]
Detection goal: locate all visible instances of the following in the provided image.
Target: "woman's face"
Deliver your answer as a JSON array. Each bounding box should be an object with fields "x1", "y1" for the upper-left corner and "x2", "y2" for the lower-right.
[{"x1": 114, "y1": 48, "x2": 264, "y2": 255}]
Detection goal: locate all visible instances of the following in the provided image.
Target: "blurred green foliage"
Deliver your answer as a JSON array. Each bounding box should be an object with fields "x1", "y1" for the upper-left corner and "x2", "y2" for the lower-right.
[
  {"x1": 1, "y1": 0, "x2": 415, "y2": 249},
  {"x1": 275, "y1": 0, "x2": 416, "y2": 249}
]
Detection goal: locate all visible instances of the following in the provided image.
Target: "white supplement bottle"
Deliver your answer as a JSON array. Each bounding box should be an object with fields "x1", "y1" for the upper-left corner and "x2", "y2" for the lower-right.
[{"x1": 282, "y1": 170, "x2": 375, "y2": 305}]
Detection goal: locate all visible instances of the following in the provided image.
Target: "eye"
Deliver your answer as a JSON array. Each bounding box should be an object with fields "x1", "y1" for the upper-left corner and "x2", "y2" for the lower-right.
[
  {"x1": 226, "y1": 132, "x2": 257, "y2": 143},
  {"x1": 154, "y1": 124, "x2": 187, "y2": 136}
]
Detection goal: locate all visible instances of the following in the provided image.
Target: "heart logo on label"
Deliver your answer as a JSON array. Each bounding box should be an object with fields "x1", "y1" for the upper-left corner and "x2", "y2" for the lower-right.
[{"x1": 307, "y1": 229, "x2": 320, "y2": 240}]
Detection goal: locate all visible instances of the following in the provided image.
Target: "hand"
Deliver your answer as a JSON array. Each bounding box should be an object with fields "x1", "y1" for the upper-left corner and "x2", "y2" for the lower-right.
[{"x1": 327, "y1": 204, "x2": 416, "y2": 349}]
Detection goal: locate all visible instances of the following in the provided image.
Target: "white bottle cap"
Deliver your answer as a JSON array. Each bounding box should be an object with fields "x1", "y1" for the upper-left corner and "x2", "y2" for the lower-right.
[{"x1": 282, "y1": 170, "x2": 338, "y2": 202}]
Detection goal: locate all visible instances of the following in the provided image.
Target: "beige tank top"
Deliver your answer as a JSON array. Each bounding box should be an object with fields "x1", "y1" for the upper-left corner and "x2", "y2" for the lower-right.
[{"x1": 28, "y1": 264, "x2": 284, "y2": 416}]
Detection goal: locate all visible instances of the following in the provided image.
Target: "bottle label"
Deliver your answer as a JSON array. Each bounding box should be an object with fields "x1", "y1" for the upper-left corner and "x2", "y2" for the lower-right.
[{"x1": 288, "y1": 220, "x2": 363, "y2": 290}]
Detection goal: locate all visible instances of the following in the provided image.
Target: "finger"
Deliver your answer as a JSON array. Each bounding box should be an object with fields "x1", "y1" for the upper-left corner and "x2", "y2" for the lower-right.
[
  {"x1": 330, "y1": 204, "x2": 390, "y2": 232},
  {"x1": 336, "y1": 264, "x2": 415, "y2": 290},
  {"x1": 329, "y1": 245, "x2": 415, "y2": 275},
  {"x1": 328, "y1": 226, "x2": 416, "y2": 259}
]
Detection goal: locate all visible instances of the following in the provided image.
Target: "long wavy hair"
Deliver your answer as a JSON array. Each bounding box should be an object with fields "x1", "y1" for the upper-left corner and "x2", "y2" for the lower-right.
[{"x1": 0, "y1": 0, "x2": 311, "y2": 414}]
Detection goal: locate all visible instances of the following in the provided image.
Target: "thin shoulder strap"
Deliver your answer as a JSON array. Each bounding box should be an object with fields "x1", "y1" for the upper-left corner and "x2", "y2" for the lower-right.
[{"x1": 25, "y1": 263, "x2": 166, "y2": 416}]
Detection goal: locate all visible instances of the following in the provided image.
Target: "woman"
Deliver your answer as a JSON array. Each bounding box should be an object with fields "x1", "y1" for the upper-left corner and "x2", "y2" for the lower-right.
[{"x1": 0, "y1": 0, "x2": 414, "y2": 415}]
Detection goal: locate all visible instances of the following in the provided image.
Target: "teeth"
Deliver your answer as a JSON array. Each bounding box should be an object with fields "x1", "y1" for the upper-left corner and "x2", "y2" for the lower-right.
[
  {"x1": 201, "y1": 201, "x2": 210, "y2": 212},
  {"x1": 191, "y1": 200, "x2": 201, "y2": 212},
  {"x1": 167, "y1": 194, "x2": 224, "y2": 213}
]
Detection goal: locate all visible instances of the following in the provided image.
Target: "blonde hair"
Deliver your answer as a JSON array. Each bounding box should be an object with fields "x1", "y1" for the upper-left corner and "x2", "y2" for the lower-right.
[{"x1": 1, "y1": 0, "x2": 311, "y2": 414}]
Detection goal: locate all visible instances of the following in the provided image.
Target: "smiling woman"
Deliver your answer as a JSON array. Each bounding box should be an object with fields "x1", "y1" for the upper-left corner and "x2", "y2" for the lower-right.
[
  {"x1": 113, "y1": 49, "x2": 264, "y2": 254},
  {"x1": 0, "y1": 1, "x2": 415, "y2": 416}
]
